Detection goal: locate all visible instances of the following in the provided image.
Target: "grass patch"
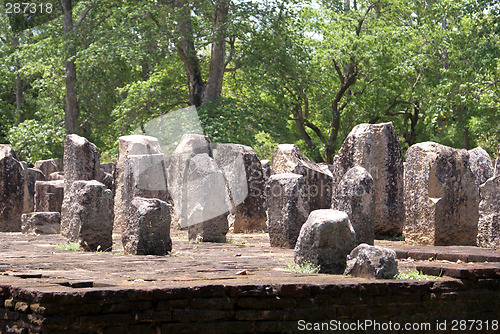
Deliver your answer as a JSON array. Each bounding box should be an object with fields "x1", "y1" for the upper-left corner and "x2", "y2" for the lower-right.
[
  {"x1": 287, "y1": 260, "x2": 321, "y2": 274},
  {"x1": 55, "y1": 242, "x2": 80, "y2": 252},
  {"x1": 225, "y1": 237, "x2": 247, "y2": 245},
  {"x1": 393, "y1": 270, "x2": 440, "y2": 280}
]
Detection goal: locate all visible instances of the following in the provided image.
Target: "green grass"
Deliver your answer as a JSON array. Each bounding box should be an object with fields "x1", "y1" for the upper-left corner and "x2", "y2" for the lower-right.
[
  {"x1": 393, "y1": 270, "x2": 440, "y2": 280},
  {"x1": 287, "y1": 260, "x2": 321, "y2": 274},
  {"x1": 55, "y1": 242, "x2": 80, "y2": 251}
]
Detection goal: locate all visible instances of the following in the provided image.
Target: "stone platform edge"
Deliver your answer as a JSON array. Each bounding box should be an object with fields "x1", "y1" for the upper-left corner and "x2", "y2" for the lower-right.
[{"x1": 1, "y1": 274, "x2": 499, "y2": 333}]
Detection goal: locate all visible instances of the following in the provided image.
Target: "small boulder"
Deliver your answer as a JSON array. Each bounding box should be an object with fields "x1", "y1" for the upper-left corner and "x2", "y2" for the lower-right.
[
  {"x1": 21, "y1": 212, "x2": 61, "y2": 235},
  {"x1": 123, "y1": 197, "x2": 172, "y2": 255},
  {"x1": 294, "y1": 210, "x2": 356, "y2": 274},
  {"x1": 344, "y1": 243, "x2": 398, "y2": 279},
  {"x1": 48, "y1": 172, "x2": 65, "y2": 181}
]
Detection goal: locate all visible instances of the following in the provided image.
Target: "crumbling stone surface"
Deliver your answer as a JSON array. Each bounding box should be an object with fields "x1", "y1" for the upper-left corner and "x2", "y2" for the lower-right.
[
  {"x1": 34, "y1": 158, "x2": 59, "y2": 179},
  {"x1": 477, "y1": 174, "x2": 500, "y2": 249},
  {"x1": 167, "y1": 134, "x2": 213, "y2": 229},
  {"x1": 215, "y1": 144, "x2": 267, "y2": 232},
  {"x1": 272, "y1": 144, "x2": 333, "y2": 211},
  {"x1": 404, "y1": 142, "x2": 479, "y2": 246},
  {"x1": 294, "y1": 210, "x2": 356, "y2": 274},
  {"x1": 185, "y1": 153, "x2": 230, "y2": 242},
  {"x1": 48, "y1": 172, "x2": 64, "y2": 181},
  {"x1": 61, "y1": 180, "x2": 113, "y2": 251},
  {"x1": 0, "y1": 144, "x2": 25, "y2": 231},
  {"x1": 123, "y1": 197, "x2": 172, "y2": 255},
  {"x1": 333, "y1": 122, "x2": 405, "y2": 237},
  {"x1": 331, "y1": 166, "x2": 375, "y2": 246},
  {"x1": 344, "y1": 243, "x2": 398, "y2": 279},
  {"x1": 468, "y1": 146, "x2": 494, "y2": 185},
  {"x1": 21, "y1": 212, "x2": 61, "y2": 235},
  {"x1": 261, "y1": 159, "x2": 271, "y2": 182},
  {"x1": 266, "y1": 173, "x2": 309, "y2": 248},
  {"x1": 34, "y1": 180, "x2": 64, "y2": 213},
  {"x1": 114, "y1": 135, "x2": 162, "y2": 233},
  {"x1": 22, "y1": 167, "x2": 45, "y2": 213}
]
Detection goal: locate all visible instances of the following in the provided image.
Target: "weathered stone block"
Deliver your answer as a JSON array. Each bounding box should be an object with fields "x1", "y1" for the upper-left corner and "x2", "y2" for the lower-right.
[
  {"x1": 468, "y1": 147, "x2": 494, "y2": 185},
  {"x1": 114, "y1": 135, "x2": 163, "y2": 233},
  {"x1": 404, "y1": 142, "x2": 479, "y2": 246},
  {"x1": 62, "y1": 180, "x2": 113, "y2": 251},
  {"x1": 0, "y1": 145, "x2": 24, "y2": 231},
  {"x1": 215, "y1": 144, "x2": 266, "y2": 232},
  {"x1": 272, "y1": 144, "x2": 333, "y2": 211},
  {"x1": 167, "y1": 134, "x2": 213, "y2": 229},
  {"x1": 21, "y1": 212, "x2": 61, "y2": 234},
  {"x1": 331, "y1": 166, "x2": 375, "y2": 245},
  {"x1": 333, "y1": 122, "x2": 405, "y2": 236},
  {"x1": 48, "y1": 172, "x2": 65, "y2": 181},
  {"x1": 477, "y1": 175, "x2": 500, "y2": 248},
  {"x1": 260, "y1": 160, "x2": 271, "y2": 182},
  {"x1": 123, "y1": 197, "x2": 172, "y2": 255},
  {"x1": 22, "y1": 167, "x2": 45, "y2": 213},
  {"x1": 294, "y1": 210, "x2": 356, "y2": 274},
  {"x1": 266, "y1": 173, "x2": 309, "y2": 248},
  {"x1": 344, "y1": 243, "x2": 398, "y2": 279},
  {"x1": 186, "y1": 153, "x2": 230, "y2": 242},
  {"x1": 34, "y1": 180, "x2": 64, "y2": 213},
  {"x1": 34, "y1": 158, "x2": 59, "y2": 179}
]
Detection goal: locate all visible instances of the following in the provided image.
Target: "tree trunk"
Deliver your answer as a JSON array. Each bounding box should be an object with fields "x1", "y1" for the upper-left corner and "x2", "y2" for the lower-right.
[
  {"x1": 62, "y1": 0, "x2": 79, "y2": 134},
  {"x1": 174, "y1": 0, "x2": 204, "y2": 107},
  {"x1": 11, "y1": 36, "x2": 25, "y2": 124},
  {"x1": 202, "y1": 0, "x2": 230, "y2": 103}
]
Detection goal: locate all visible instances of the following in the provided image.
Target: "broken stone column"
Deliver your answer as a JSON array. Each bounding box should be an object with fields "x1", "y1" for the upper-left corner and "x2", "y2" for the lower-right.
[
  {"x1": 185, "y1": 153, "x2": 230, "y2": 242},
  {"x1": 215, "y1": 144, "x2": 267, "y2": 232},
  {"x1": 34, "y1": 158, "x2": 59, "y2": 179},
  {"x1": 404, "y1": 142, "x2": 479, "y2": 246},
  {"x1": 167, "y1": 134, "x2": 213, "y2": 229},
  {"x1": 468, "y1": 147, "x2": 494, "y2": 185},
  {"x1": 123, "y1": 197, "x2": 172, "y2": 255},
  {"x1": 294, "y1": 210, "x2": 356, "y2": 274},
  {"x1": 0, "y1": 145, "x2": 25, "y2": 231},
  {"x1": 21, "y1": 212, "x2": 61, "y2": 235},
  {"x1": 114, "y1": 135, "x2": 163, "y2": 233},
  {"x1": 22, "y1": 167, "x2": 45, "y2": 213},
  {"x1": 62, "y1": 134, "x2": 101, "y2": 196},
  {"x1": 62, "y1": 180, "x2": 113, "y2": 252},
  {"x1": 266, "y1": 173, "x2": 309, "y2": 248},
  {"x1": 34, "y1": 180, "x2": 64, "y2": 213},
  {"x1": 60, "y1": 135, "x2": 101, "y2": 236},
  {"x1": 272, "y1": 144, "x2": 333, "y2": 211},
  {"x1": 477, "y1": 174, "x2": 500, "y2": 248},
  {"x1": 344, "y1": 244, "x2": 398, "y2": 279},
  {"x1": 331, "y1": 166, "x2": 375, "y2": 245},
  {"x1": 333, "y1": 122, "x2": 405, "y2": 236}
]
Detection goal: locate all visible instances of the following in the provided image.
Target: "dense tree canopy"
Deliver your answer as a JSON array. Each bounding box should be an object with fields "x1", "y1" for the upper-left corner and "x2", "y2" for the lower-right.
[{"x1": 0, "y1": 0, "x2": 498, "y2": 164}]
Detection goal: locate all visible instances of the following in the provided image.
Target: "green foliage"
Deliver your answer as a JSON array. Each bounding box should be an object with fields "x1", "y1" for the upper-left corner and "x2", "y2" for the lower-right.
[
  {"x1": 7, "y1": 119, "x2": 65, "y2": 164},
  {"x1": 393, "y1": 270, "x2": 440, "y2": 280},
  {"x1": 287, "y1": 260, "x2": 321, "y2": 274},
  {"x1": 55, "y1": 242, "x2": 80, "y2": 252}
]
